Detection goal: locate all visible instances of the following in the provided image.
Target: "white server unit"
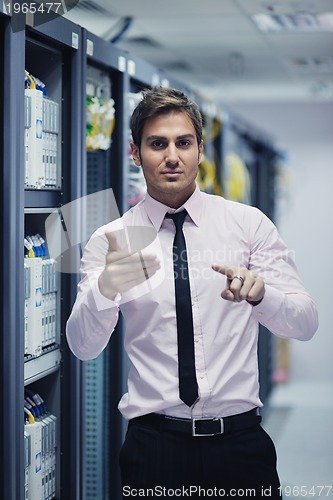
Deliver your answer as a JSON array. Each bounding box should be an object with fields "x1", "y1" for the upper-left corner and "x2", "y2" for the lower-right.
[
  {"x1": 43, "y1": 98, "x2": 60, "y2": 188},
  {"x1": 24, "y1": 431, "x2": 31, "y2": 500},
  {"x1": 24, "y1": 258, "x2": 43, "y2": 357},
  {"x1": 42, "y1": 259, "x2": 58, "y2": 348},
  {"x1": 24, "y1": 88, "x2": 44, "y2": 189},
  {"x1": 24, "y1": 264, "x2": 31, "y2": 356},
  {"x1": 25, "y1": 421, "x2": 43, "y2": 500}
]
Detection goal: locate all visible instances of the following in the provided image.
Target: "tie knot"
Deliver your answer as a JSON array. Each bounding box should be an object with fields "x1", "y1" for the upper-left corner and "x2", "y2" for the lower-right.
[{"x1": 165, "y1": 210, "x2": 187, "y2": 229}]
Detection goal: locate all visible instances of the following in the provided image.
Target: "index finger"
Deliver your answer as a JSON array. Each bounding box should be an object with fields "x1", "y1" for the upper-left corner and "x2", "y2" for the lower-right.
[{"x1": 211, "y1": 264, "x2": 235, "y2": 280}]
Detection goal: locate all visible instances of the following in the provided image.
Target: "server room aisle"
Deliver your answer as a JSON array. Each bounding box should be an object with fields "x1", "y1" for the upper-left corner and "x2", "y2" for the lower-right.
[{"x1": 262, "y1": 381, "x2": 333, "y2": 499}]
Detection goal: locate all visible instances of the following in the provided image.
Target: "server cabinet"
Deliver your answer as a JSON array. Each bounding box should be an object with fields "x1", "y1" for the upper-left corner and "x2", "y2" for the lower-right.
[
  {"x1": 196, "y1": 96, "x2": 224, "y2": 196},
  {"x1": 25, "y1": 16, "x2": 84, "y2": 500},
  {"x1": 1, "y1": 10, "x2": 84, "y2": 500},
  {"x1": 1, "y1": 11, "x2": 26, "y2": 500},
  {"x1": 221, "y1": 115, "x2": 280, "y2": 404},
  {"x1": 81, "y1": 30, "x2": 130, "y2": 500},
  {"x1": 123, "y1": 52, "x2": 162, "y2": 210}
]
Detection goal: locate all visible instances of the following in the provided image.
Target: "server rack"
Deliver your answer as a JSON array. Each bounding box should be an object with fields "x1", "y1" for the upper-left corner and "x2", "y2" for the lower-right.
[
  {"x1": 239, "y1": 131, "x2": 280, "y2": 406},
  {"x1": 123, "y1": 52, "x2": 162, "y2": 210},
  {"x1": 196, "y1": 96, "x2": 224, "y2": 196},
  {"x1": 24, "y1": 15, "x2": 85, "y2": 498},
  {"x1": 1, "y1": 10, "x2": 84, "y2": 500},
  {"x1": 81, "y1": 29, "x2": 130, "y2": 500},
  {"x1": 221, "y1": 114, "x2": 281, "y2": 404},
  {"x1": 1, "y1": 11, "x2": 26, "y2": 500}
]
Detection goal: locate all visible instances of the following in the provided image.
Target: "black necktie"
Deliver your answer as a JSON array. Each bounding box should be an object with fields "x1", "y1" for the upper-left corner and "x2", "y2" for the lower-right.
[{"x1": 166, "y1": 211, "x2": 198, "y2": 407}]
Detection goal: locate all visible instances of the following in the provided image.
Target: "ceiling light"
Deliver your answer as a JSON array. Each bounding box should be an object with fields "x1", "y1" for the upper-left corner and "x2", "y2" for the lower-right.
[
  {"x1": 288, "y1": 56, "x2": 333, "y2": 73},
  {"x1": 252, "y1": 12, "x2": 333, "y2": 32}
]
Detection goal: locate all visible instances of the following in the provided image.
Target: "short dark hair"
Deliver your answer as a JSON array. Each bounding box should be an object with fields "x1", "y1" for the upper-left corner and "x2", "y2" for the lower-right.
[{"x1": 130, "y1": 87, "x2": 203, "y2": 147}]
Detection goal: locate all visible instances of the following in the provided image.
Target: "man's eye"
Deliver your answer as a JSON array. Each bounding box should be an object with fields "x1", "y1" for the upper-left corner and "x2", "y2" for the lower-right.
[
  {"x1": 178, "y1": 140, "x2": 190, "y2": 147},
  {"x1": 151, "y1": 141, "x2": 165, "y2": 149}
]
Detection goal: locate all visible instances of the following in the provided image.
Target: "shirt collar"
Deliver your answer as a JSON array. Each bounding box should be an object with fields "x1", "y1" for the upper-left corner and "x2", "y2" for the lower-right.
[{"x1": 143, "y1": 184, "x2": 203, "y2": 231}]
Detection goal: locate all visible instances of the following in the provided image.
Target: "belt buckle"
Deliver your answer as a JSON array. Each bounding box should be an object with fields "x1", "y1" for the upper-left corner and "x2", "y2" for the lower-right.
[{"x1": 192, "y1": 417, "x2": 224, "y2": 437}]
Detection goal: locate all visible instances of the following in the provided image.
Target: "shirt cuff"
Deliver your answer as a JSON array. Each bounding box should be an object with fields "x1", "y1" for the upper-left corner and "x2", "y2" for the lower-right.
[{"x1": 250, "y1": 284, "x2": 283, "y2": 322}]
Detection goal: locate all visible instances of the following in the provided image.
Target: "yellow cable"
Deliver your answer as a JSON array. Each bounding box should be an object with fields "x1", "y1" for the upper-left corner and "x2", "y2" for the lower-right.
[
  {"x1": 26, "y1": 72, "x2": 36, "y2": 89},
  {"x1": 225, "y1": 152, "x2": 251, "y2": 203},
  {"x1": 24, "y1": 408, "x2": 35, "y2": 424}
]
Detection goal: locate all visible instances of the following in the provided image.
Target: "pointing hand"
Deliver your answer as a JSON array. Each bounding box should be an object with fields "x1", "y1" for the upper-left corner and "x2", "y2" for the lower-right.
[{"x1": 212, "y1": 264, "x2": 265, "y2": 305}]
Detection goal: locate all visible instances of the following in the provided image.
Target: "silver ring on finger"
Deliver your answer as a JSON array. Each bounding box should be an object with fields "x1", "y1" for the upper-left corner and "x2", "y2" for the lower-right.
[{"x1": 232, "y1": 275, "x2": 245, "y2": 286}]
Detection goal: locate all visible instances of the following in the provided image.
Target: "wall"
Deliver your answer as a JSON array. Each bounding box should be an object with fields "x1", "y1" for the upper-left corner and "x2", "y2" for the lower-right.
[{"x1": 226, "y1": 101, "x2": 333, "y2": 382}]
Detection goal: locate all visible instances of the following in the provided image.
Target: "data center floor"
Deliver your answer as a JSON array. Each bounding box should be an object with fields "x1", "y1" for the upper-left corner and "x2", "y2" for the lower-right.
[{"x1": 263, "y1": 381, "x2": 333, "y2": 499}]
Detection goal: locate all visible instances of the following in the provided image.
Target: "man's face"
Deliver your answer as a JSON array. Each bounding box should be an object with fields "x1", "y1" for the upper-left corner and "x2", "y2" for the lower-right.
[{"x1": 130, "y1": 111, "x2": 203, "y2": 208}]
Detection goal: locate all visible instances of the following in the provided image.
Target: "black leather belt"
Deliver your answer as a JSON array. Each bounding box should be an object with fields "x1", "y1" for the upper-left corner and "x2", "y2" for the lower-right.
[{"x1": 130, "y1": 408, "x2": 261, "y2": 437}]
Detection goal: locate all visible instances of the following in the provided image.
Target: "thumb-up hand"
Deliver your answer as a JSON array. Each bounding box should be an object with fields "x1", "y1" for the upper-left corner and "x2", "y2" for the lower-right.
[{"x1": 98, "y1": 230, "x2": 160, "y2": 300}]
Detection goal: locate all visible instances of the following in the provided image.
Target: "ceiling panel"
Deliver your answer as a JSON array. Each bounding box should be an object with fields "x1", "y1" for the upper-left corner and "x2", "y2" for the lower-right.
[
  {"x1": 133, "y1": 15, "x2": 256, "y2": 36},
  {"x1": 63, "y1": 0, "x2": 333, "y2": 102},
  {"x1": 237, "y1": 0, "x2": 333, "y2": 15},
  {"x1": 64, "y1": 10, "x2": 117, "y2": 37},
  {"x1": 266, "y1": 32, "x2": 333, "y2": 56},
  {"x1": 205, "y1": 80, "x2": 317, "y2": 103},
  {"x1": 100, "y1": 0, "x2": 242, "y2": 17},
  {"x1": 198, "y1": 59, "x2": 288, "y2": 81}
]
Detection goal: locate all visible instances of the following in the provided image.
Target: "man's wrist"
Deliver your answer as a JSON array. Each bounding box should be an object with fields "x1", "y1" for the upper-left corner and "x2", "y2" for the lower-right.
[{"x1": 247, "y1": 297, "x2": 264, "y2": 306}]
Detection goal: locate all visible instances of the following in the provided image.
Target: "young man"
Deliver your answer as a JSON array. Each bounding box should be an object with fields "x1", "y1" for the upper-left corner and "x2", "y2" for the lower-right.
[{"x1": 66, "y1": 87, "x2": 318, "y2": 498}]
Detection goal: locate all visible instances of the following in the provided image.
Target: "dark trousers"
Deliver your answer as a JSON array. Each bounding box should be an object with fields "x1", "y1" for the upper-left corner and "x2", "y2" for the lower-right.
[{"x1": 120, "y1": 417, "x2": 282, "y2": 499}]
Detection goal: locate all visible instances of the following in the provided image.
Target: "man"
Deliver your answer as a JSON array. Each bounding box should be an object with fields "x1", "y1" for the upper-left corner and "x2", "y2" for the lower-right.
[{"x1": 66, "y1": 87, "x2": 318, "y2": 498}]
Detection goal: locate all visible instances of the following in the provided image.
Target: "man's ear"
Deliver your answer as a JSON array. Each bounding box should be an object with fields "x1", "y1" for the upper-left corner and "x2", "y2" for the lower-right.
[
  {"x1": 198, "y1": 140, "x2": 204, "y2": 163},
  {"x1": 130, "y1": 142, "x2": 141, "y2": 166}
]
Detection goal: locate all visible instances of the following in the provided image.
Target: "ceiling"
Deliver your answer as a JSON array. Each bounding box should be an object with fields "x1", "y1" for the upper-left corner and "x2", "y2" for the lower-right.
[{"x1": 64, "y1": 0, "x2": 333, "y2": 105}]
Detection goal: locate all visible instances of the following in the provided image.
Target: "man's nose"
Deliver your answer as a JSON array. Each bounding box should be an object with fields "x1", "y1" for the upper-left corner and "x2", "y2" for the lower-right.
[{"x1": 165, "y1": 143, "x2": 179, "y2": 165}]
